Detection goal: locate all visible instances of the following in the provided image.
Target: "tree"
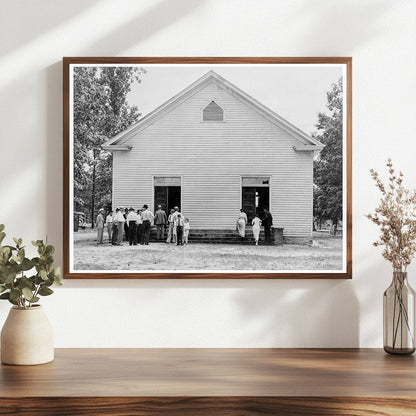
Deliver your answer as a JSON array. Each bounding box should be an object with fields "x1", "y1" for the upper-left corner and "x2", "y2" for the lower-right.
[
  {"x1": 313, "y1": 78, "x2": 343, "y2": 236},
  {"x1": 73, "y1": 67, "x2": 145, "y2": 227}
]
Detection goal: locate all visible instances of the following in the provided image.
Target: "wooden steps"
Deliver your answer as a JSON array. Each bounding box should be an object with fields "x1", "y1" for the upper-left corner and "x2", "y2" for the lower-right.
[{"x1": 149, "y1": 228, "x2": 271, "y2": 244}]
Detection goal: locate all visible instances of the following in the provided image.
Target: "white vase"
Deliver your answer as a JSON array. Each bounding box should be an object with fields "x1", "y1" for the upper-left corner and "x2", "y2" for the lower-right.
[{"x1": 1, "y1": 305, "x2": 54, "y2": 365}]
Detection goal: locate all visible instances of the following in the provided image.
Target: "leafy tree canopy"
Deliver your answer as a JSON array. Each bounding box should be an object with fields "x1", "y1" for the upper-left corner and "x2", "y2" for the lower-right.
[
  {"x1": 73, "y1": 67, "x2": 145, "y2": 225},
  {"x1": 313, "y1": 78, "x2": 343, "y2": 234}
]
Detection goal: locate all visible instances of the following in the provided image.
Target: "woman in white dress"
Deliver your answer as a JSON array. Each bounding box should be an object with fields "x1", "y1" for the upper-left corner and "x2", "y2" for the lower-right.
[
  {"x1": 252, "y1": 214, "x2": 262, "y2": 245},
  {"x1": 236, "y1": 209, "x2": 248, "y2": 238}
]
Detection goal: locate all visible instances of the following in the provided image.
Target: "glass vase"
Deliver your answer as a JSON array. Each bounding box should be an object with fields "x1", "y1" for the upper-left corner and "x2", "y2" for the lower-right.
[{"x1": 383, "y1": 271, "x2": 415, "y2": 355}]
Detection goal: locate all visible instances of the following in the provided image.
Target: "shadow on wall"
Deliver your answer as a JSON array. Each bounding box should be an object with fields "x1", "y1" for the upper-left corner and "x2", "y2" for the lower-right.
[
  {"x1": 46, "y1": 62, "x2": 64, "y2": 265},
  {"x1": 84, "y1": 0, "x2": 206, "y2": 55},
  {"x1": 44, "y1": 0, "x2": 205, "y2": 263},
  {"x1": 0, "y1": 0, "x2": 101, "y2": 57},
  {"x1": 233, "y1": 279, "x2": 359, "y2": 347},
  {"x1": 288, "y1": 0, "x2": 394, "y2": 52}
]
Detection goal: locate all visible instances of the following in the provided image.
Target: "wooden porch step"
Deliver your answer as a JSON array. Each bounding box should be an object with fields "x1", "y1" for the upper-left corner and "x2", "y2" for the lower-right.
[{"x1": 149, "y1": 228, "x2": 270, "y2": 244}]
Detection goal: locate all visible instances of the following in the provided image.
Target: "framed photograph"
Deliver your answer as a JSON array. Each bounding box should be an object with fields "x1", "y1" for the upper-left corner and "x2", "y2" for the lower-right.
[{"x1": 63, "y1": 57, "x2": 352, "y2": 279}]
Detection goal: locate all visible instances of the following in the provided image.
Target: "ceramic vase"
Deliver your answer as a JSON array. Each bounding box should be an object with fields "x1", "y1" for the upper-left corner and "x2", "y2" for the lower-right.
[{"x1": 1, "y1": 305, "x2": 54, "y2": 365}]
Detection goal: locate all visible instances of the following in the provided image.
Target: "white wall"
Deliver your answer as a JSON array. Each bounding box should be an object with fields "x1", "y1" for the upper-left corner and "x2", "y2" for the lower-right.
[{"x1": 1, "y1": 0, "x2": 415, "y2": 347}]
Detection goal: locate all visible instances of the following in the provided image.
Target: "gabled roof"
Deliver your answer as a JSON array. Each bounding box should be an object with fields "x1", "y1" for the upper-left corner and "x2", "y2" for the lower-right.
[{"x1": 102, "y1": 70, "x2": 324, "y2": 151}]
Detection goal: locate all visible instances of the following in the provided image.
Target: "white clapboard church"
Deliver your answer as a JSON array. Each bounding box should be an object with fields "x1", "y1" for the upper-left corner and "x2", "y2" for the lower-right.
[{"x1": 103, "y1": 70, "x2": 324, "y2": 242}]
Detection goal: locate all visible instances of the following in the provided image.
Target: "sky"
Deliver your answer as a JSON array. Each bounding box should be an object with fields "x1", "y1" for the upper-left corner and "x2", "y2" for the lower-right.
[{"x1": 126, "y1": 64, "x2": 344, "y2": 136}]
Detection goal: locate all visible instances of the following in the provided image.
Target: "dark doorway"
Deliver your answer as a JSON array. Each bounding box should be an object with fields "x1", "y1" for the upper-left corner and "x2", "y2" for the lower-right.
[
  {"x1": 242, "y1": 186, "x2": 269, "y2": 222},
  {"x1": 154, "y1": 186, "x2": 181, "y2": 212}
]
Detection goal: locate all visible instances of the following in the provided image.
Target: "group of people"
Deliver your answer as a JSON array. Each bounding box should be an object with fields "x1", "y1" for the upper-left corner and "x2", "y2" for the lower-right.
[
  {"x1": 236, "y1": 208, "x2": 274, "y2": 245},
  {"x1": 95, "y1": 205, "x2": 273, "y2": 247},
  {"x1": 95, "y1": 205, "x2": 190, "y2": 246}
]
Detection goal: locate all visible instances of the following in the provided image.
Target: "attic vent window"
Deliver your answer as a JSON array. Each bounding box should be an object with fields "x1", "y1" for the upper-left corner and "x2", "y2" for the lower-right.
[{"x1": 202, "y1": 101, "x2": 224, "y2": 122}]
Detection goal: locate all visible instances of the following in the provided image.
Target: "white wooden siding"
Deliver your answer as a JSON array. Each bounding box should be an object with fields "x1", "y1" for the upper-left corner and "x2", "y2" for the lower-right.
[{"x1": 113, "y1": 82, "x2": 313, "y2": 237}]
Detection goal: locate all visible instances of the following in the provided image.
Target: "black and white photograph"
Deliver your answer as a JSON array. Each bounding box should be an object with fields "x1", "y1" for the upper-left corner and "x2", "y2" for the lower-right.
[{"x1": 64, "y1": 58, "x2": 351, "y2": 278}]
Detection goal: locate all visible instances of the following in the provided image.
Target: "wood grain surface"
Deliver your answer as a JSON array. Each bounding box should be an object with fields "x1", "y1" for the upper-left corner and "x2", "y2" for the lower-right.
[{"x1": 1, "y1": 348, "x2": 414, "y2": 415}]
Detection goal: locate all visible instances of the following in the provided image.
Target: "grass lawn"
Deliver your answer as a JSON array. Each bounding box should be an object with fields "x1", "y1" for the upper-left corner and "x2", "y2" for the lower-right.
[{"x1": 73, "y1": 230, "x2": 343, "y2": 271}]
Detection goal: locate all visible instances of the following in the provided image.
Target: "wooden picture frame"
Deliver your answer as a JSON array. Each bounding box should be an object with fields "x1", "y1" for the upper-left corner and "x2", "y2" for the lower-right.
[{"x1": 63, "y1": 57, "x2": 352, "y2": 279}]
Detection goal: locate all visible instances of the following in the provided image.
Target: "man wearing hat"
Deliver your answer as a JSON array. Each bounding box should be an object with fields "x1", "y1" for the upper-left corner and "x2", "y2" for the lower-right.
[
  {"x1": 95, "y1": 208, "x2": 105, "y2": 244},
  {"x1": 115, "y1": 207, "x2": 126, "y2": 245},
  {"x1": 111, "y1": 208, "x2": 120, "y2": 245},
  {"x1": 141, "y1": 204, "x2": 154, "y2": 245},
  {"x1": 105, "y1": 210, "x2": 113, "y2": 243},
  {"x1": 127, "y1": 207, "x2": 139, "y2": 246},
  {"x1": 154, "y1": 205, "x2": 167, "y2": 241},
  {"x1": 166, "y1": 208, "x2": 176, "y2": 244}
]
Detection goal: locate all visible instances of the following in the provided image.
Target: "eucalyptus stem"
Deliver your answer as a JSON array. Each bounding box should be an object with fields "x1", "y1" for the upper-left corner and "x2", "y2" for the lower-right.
[{"x1": 0, "y1": 225, "x2": 62, "y2": 309}]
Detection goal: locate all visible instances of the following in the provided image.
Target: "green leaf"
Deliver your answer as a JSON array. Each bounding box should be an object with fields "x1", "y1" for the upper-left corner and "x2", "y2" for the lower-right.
[
  {"x1": 39, "y1": 269, "x2": 48, "y2": 281},
  {"x1": 0, "y1": 291, "x2": 17, "y2": 306},
  {"x1": 22, "y1": 287, "x2": 34, "y2": 301},
  {"x1": 53, "y1": 266, "x2": 61, "y2": 277},
  {"x1": 0, "y1": 248, "x2": 10, "y2": 265},
  {"x1": 9, "y1": 288, "x2": 21, "y2": 301},
  {"x1": 0, "y1": 232, "x2": 6, "y2": 244},
  {"x1": 0, "y1": 224, "x2": 5, "y2": 232},
  {"x1": 2, "y1": 271, "x2": 16, "y2": 284},
  {"x1": 34, "y1": 274, "x2": 43, "y2": 285},
  {"x1": 43, "y1": 256, "x2": 54, "y2": 266},
  {"x1": 17, "y1": 276, "x2": 35, "y2": 290},
  {"x1": 17, "y1": 248, "x2": 25, "y2": 263},
  {"x1": 0, "y1": 286, "x2": 7, "y2": 294},
  {"x1": 0, "y1": 246, "x2": 10, "y2": 256},
  {"x1": 2, "y1": 245, "x2": 16, "y2": 252},
  {"x1": 38, "y1": 287, "x2": 53, "y2": 296},
  {"x1": 45, "y1": 245, "x2": 55, "y2": 256},
  {"x1": 20, "y1": 258, "x2": 33, "y2": 271},
  {"x1": 52, "y1": 267, "x2": 63, "y2": 285}
]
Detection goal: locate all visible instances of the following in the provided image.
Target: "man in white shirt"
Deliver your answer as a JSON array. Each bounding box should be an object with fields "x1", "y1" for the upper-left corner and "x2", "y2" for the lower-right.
[
  {"x1": 166, "y1": 209, "x2": 176, "y2": 243},
  {"x1": 116, "y1": 208, "x2": 126, "y2": 245},
  {"x1": 95, "y1": 209, "x2": 105, "y2": 244},
  {"x1": 169, "y1": 206, "x2": 180, "y2": 244},
  {"x1": 105, "y1": 210, "x2": 113, "y2": 243},
  {"x1": 141, "y1": 205, "x2": 154, "y2": 245},
  {"x1": 126, "y1": 207, "x2": 139, "y2": 246},
  {"x1": 111, "y1": 208, "x2": 120, "y2": 245},
  {"x1": 136, "y1": 209, "x2": 143, "y2": 244}
]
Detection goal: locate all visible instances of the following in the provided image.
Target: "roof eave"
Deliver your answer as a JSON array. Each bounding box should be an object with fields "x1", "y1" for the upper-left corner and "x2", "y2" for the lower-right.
[
  {"x1": 102, "y1": 145, "x2": 132, "y2": 152},
  {"x1": 293, "y1": 145, "x2": 325, "y2": 152}
]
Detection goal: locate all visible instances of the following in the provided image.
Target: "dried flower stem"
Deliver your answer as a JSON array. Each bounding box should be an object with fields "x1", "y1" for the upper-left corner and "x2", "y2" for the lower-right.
[{"x1": 366, "y1": 159, "x2": 416, "y2": 272}]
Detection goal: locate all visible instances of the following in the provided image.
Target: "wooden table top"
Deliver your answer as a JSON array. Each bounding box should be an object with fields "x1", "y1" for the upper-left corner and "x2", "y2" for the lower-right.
[{"x1": 1, "y1": 348, "x2": 415, "y2": 398}]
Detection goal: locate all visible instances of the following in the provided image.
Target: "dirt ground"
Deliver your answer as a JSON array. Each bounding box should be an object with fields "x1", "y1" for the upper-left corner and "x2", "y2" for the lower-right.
[{"x1": 73, "y1": 229, "x2": 343, "y2": 271}]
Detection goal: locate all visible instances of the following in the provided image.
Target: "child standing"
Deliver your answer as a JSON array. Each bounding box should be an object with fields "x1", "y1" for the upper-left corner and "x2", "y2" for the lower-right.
[{"x1": 183, "y1": 218, "x2": 190, "y2": 245}]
